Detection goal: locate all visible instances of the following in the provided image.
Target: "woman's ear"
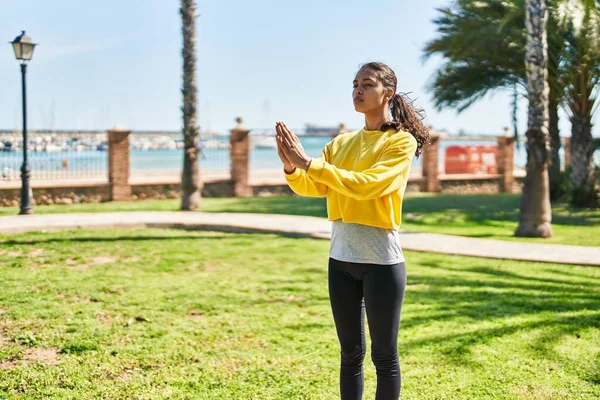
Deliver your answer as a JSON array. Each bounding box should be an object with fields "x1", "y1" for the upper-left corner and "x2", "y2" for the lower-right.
[{"x1": 386, "y1": 88, "x2": 394, "y2": 102}]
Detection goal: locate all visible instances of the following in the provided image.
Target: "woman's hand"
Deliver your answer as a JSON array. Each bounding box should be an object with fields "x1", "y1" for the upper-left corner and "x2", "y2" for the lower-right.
[
  {"x1": 275, "y1": 123, "x2": 296, "y2": 173},
  {"x1": 276, "y1": 122, "x2": 312, "y2": 171}
]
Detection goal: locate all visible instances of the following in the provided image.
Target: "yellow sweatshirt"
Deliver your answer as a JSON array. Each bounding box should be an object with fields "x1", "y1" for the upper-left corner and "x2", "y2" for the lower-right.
[{"x1": 285, "y1": 128, "x2": 417, "y2": 230}]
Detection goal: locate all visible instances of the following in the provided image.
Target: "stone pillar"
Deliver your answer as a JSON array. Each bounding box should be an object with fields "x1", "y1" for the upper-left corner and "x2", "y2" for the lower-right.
[
  {"x1": 563, "y1": 137, "x2": 571, "y2": 170},
  {"x1": 107, "y1": 126, "x2": 132, "y2": 201},
  {"x1": 422, "y1": 135, "x2": 440, "y2": 192},
  {"x1": 497, "y1": 137, "x2": 515, "y2": 193},
  {"x1": 229, "y1": 117, "x2": 252, "y2": 197}
]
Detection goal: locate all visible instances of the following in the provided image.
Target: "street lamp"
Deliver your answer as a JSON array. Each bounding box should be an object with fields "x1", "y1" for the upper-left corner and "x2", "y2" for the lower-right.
[{"x1": 10, "y1": 31, "x2": 37, "y2": 215}]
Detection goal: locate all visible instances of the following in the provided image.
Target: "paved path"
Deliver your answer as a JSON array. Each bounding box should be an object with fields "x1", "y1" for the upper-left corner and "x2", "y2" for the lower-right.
[{"x1": 0, "y1": 212, "x2": 598, "y2": 266}]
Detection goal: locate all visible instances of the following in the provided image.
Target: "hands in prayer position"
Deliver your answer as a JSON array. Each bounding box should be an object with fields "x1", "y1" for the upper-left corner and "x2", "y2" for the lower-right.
[{"x1": 275, "y1": 122, "x2": 312, "y2": 174}]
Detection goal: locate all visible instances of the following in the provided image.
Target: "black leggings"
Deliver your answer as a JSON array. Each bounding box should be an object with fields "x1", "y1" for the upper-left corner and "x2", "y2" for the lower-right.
[{"x1": 328, "y1": 258, "x2": 407, "y2": 400}]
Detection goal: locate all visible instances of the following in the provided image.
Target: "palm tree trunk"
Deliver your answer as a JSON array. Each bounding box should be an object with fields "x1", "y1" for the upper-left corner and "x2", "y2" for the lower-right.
[
  {"x1": 516, "y1": 0, "x2": 552, "y2": 238},
  {"x1": 570, "y1": 111, "x2": 596, "y2": 206},
  {"x1": 548, "y1": 90, "x2": 561, "y2": 200},
  {"x1": 180, "y1": 0, "x2": 201, "y2": 210},
  {"x1": 567, "y1": 25, "x2": 598, "y2": 208},
  {"x1": 547, "y1": 4, "x2": 562, "y2": 201}
]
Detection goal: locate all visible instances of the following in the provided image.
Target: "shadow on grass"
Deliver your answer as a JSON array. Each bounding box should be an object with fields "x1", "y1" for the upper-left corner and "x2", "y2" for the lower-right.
[
  {"x1": 0, "y1": 228, "x2": 326, "y2": 246},
  {"x1": 2, "y1": 222, "x2": 598, "y2": 372},
  {"x1": 401, "y1": 258, "x2": 600, "y2": 364},
  {"x1": 0, "y1": 234, "x2": 236, "y2": 246},
  {"x1": 404, "y1": 311, "x2": 599, "y2": 367},
  {"x1": 402, "y1": 193, "x2": 600, "y2": 228},
  {"x1": 205, "y1": 196, "x2": 328, "y2": 218}
]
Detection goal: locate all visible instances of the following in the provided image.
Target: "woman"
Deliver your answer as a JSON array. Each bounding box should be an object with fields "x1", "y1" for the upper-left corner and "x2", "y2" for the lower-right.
[{"x1": 276, "y1": 61, "x2": 429, "y2": 400}]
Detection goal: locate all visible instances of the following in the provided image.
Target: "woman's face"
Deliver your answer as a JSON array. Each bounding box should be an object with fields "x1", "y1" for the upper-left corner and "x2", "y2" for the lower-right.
[{"x1": 353, "y1": 68, "x2": 392, "y2": 114}]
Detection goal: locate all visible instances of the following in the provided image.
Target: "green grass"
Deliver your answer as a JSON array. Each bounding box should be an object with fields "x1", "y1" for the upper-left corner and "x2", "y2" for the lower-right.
[
  {"x1": 400, "y1": 193, "x2": 600, "y2": 247},
  {"x1": 0, "y1": 228, "x2": 599, "y2": 399},
  {"x1": 0, "y1": 196, "x2": 326, "y2": 218},
  {"x1": 1, "y1": 194, "x2": 598, "y2": 246}
]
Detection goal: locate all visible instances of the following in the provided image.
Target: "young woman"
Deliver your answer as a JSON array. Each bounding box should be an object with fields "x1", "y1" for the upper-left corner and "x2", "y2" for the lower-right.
[{"x1": 276, "y1": 61, "x2": 429, "y2": 400}]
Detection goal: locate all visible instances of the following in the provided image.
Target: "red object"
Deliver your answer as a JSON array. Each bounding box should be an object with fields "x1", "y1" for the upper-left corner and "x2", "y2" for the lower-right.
[
  {"x1": 477, "y1": 146, "x2": 498, "y2": 174},
  {"x1": 444, "y1": 145, "x2": 498, "y2": 174}
]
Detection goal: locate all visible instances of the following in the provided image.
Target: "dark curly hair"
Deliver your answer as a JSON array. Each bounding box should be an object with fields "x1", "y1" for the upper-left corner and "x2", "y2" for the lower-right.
[{"x1": 358, "y1": 62, "x2": 430, "y2": 157}]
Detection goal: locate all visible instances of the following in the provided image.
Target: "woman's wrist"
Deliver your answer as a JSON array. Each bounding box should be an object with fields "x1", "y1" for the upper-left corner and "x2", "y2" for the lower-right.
[{"x1": 299, "y1": 157, "x2": 312, "y2": 171}]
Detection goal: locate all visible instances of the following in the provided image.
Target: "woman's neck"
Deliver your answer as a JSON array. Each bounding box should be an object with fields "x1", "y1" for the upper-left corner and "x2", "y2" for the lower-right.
[{"x1": 364, "y1": 110, "x2": 389, "y2": 131}]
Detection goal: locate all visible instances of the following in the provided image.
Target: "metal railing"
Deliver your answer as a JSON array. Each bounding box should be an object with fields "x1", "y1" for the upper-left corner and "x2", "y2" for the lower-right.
[
  {"x1": 1, "y1": 128, "x2": 588, "y2": 186},
  {"x1": 1, "y1": 131, "x2": 107, "y2": 182},
  {"x1": 128, "y1": 132, "x2": 231, "y2": 182}
]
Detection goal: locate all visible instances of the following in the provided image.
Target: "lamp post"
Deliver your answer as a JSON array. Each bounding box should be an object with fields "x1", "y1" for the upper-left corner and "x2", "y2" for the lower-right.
[{"x1": 10, "y1": 31, "x2": 37, "y2": 215}]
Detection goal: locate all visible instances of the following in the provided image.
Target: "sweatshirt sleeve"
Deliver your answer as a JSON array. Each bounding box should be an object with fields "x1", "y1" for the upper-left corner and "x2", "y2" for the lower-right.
[
  {"x1": 284, "y1": 145, "x2": 330, "y2": 197},
  {"x1": 306, "y1": 133, "x2": 417, "y2": 201}
]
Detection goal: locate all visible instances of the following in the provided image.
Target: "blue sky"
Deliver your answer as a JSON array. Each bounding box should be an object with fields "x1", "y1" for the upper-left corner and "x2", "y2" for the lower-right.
[{"x1": 0, "y1": 0, "x2": 591, "y2": 136}]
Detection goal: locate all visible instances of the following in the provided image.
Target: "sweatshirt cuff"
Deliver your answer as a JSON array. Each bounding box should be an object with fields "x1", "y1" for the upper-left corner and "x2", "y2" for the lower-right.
[
  {"x1": 306, "y1": 157, "x2": 325, "y2": 181},
  {"x1": 284, "y1": 167, "x2": 304, "y2": 181}
]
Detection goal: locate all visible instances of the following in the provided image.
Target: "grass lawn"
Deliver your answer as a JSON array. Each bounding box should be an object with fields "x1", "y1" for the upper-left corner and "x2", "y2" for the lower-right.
[
  {"x1": 0, "y1": 193, "x2": 598, "y2": 247},
  {"x1": 0, "y1": 228, "x2": 599, "y2": 399}
]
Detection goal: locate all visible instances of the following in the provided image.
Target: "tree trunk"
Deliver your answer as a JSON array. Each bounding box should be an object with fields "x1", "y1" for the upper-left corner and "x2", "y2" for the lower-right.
[
  {"x1": 562, "y1": 3, "x2": 599, "y2": 208},
  {"x1": 180, "y1": 0, "x2": 201, "y2": 210},
  {"x1": 516, "y1": 0, "x2": 552, "y2": 238},
  {"x1": 548, "y1": 80, "x2": 561, "y2": 201},
  {"x1": 570, "y1": 112, "x2": 597, "y2": 207},
  {"x1": 546, "y1": 0, "x2": 562, "y2": 202}
]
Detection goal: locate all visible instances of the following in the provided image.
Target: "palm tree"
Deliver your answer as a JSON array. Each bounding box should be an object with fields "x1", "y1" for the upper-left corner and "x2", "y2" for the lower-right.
[
  {"x1": 424, "y1": 0, "x2": 525, "y2": 112},
  {"x1": 515, "y1": 0, "x2": 553, "y2": 237},
  {"x1": 557, "y1": 1, "x2": 600, "y2": 206},
  {"x1": 425, "y1": 0, "x2": 600, "y2": 207},
  {"x1": 180, "y1": 0, "x2": 201, "y2": 210},
  {"x1": 547, "y1": 7, "x2": 569, "y2": 199},
  {"x1": 423, "y1": 0, "x2": 566, "y2": 200}
]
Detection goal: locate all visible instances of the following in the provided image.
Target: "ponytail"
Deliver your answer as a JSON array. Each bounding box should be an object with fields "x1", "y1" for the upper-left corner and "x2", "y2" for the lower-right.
[{"x1": 381, "y1": 92, "x2": 430, "y2": 158}]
